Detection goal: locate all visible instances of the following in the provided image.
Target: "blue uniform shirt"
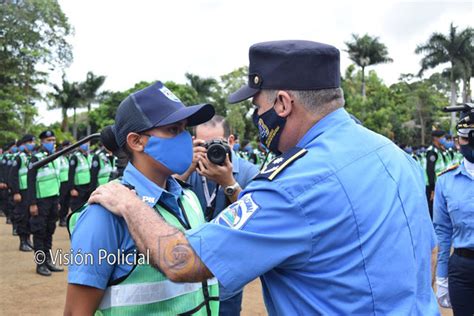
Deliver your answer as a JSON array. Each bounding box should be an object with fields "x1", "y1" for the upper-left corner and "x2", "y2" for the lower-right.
[
  {"x1": 68, "y1": 162, "x2": 183, "y2": 289},
  {"x1": 186, "y1": 108, "x2": 439, "y2": 315},
  {"x1": 433, "y1": 160, "x2": 474, "y2": 278},
  {"x1": 187, "y1": 151, "x2": 259, "y2": 219}
]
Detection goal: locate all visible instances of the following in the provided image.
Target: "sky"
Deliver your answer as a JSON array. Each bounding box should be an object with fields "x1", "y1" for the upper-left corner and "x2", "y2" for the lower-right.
[{"x1": 37, "y1": 0, "x2": 474, "y2": 125}]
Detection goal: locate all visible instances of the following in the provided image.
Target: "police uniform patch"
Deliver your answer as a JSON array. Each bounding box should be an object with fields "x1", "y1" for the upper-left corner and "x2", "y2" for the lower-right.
[
  {"x1": 159, "y1": 85, "x2": 181, "y2": 103},
  {"x1": 92, "y1": 160, "x2": 99, "y2": 168},
  {"x1": 70, "y1": 159, "x2": 76, "y2": 166},
  {"x1": 213, "y1": 193, "x2": 259, "y2": 230},
  {"x1": 429, "y1": 154, "x2": 436, "y2": 162},
  {"x1": 12, "y1": 160, "x2": 17, "y2": 167},
  {"x1": 254, "y1": 146, "x2": 308, "y2": 181}
]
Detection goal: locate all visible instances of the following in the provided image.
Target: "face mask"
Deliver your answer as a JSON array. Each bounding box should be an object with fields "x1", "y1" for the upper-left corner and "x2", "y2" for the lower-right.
[
  {"x1": 19, "y1": 145, "x2": 25, "y2": 152},
  {"x1": 11, "y1": 147, "x2": 18, "y2": 153},
  {"x1": 43, "y1": 142, "x2": 55, "y2": 154},
  {"x1": 445, "y1": 141, "x2": 454, "y2": 149},
  {"x1": 252, "y1": 104, "x2": 286, "y2": 155},
  {"x1": 26, "y1": 143, "x2": 35, "y2": 152},
  {"x1": 143, "y1": 131, "x2": 193, "y2": 175},
  {"x1": 460, "y1": 144, "x2": 474, "y2": 163},
  {"x1": 80, "y1": 144, "x2": 89, "y2": 152}
]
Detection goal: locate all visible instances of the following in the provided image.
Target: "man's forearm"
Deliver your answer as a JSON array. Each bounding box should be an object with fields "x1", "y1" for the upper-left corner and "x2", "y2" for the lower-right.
[{"x1": 121, "y1": 200, "x2": 213, "y2": 282}]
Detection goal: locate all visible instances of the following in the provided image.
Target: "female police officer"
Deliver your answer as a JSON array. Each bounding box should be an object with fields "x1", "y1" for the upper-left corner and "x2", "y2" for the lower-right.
[
  {"x1": 434, "y1": 111, "x2": 474, "y2": 315},
  {"x1": 64, "y1": 81, "x2": 219, "y2": 315}
]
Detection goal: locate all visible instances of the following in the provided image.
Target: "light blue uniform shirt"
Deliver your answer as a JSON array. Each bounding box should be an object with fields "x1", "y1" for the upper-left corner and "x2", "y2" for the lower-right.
[
  {"x1": 68, "y1": 162, "x2": 183, "y2": 289},
  {"x1": 187, "y1": 151, "x2": 259, "y2": 219},
  {"x1": 186, "y1": 108, "x2": 439, "y2": 315},
  {"x1": 433, "y1": 160, "x2": 474, "y2": 278}
]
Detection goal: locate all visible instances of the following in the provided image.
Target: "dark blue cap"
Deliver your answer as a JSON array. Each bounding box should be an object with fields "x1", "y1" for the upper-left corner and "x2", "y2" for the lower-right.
[
  {"x1": 18, "y1": 134, "x2": 35, "y2": 145},
  {"x1": 228, "y1": 40, "x2": 341, "y2": 104},
  {"x1": 39, "y1": 130, "x2": 55, "y2": 139},
  {"x1": 114, "y1": 81, "x2": 215, "y2": 147}
]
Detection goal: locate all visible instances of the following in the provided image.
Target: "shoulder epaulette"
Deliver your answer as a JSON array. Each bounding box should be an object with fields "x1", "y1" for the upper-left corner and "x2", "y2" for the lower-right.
[
  {"x1": 174, "y1": 177, "x2": 192, "y2": 189},
  {"x1": 254, "y1": 146, "x2": 308, "y2": 181},
  {"x1": 437, "y1": 164, "x2": 459, "y2": 177}
]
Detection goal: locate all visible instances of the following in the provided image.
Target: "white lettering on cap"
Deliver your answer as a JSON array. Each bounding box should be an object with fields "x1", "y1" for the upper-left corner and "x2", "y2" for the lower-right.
[{"x1": 159, "y1": 86, "x2": 181, "y2": 103}]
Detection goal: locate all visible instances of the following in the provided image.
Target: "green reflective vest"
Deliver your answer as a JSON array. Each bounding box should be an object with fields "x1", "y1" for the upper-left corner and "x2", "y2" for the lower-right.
[
  {"x1": 35, "y1": 152, "x2": 60, "y2": 199},
  {"x1": 55, "y1": 155, "x2": 69, "y2": 183},
  {"x1": 97, "y1": 153, "x2": 113, "y2": 186},
  {"x1": 68, "y1": 188, "x2": 219, "y2": 315},
  {"x1": 74, "y1": 152, "x2": 92, "y2": 186},
  {"x1": 18, "y1": 152, "x2": 29, "y2": 190}
]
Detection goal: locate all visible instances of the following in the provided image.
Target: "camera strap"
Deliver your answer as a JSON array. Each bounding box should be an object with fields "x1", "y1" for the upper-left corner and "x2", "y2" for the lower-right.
[{"x1": 201, "y1": 176, "x2": 219, "y2": 220}]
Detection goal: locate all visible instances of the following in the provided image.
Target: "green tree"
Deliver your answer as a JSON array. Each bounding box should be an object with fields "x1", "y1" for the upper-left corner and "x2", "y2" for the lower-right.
[
  {"x1": 48, "y1": 76, "x2": 82, "y2": 138},
  {"x1": 80, "y1": 71, "x2": 106, "y2": 135},
  {"x1": 344, "y1": 34, "x2": 393, "y2": 98},
  {"x1": 415, "y1": 23, "x2": 474, "y2": 130},
  {"x1": 0, "y1": 0, "x2": 72, "y2": 143},
  {"x1": 185, "y1": 73, "x2": 218, "y2": 103}
]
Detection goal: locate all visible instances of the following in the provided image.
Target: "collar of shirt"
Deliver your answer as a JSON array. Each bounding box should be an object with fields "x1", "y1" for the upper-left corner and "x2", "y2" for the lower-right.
[
  {"x1": 454, "y1": 160, "x2": 474, "y2": 180},
  {"x1": 121, "y1": 162, "x2": 183, "y2": 208},
  {"x1": 297, "y1": 108, "x2": 352, "y2": 148}
]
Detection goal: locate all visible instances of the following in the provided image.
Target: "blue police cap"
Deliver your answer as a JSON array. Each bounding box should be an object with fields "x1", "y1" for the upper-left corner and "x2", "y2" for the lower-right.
[
  {"x1": 18, "y1": 134, "x2": 35, "y2": 146},
  {"x1": 228, "y1": 40, "x2": 341, "y2": 104},
  {"x1": 39, "y1": 130, "x2": 55, "y2": 139},
  {"x1": 113, "y1": 81, "x2": 215, "y2": 147}
]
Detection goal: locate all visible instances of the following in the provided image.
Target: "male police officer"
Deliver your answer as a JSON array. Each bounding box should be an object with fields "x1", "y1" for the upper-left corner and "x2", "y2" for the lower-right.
[
  {"x1": 425, "y1": 129, "x2": 449, "y2": 217},
  {"x1": 10, "y1": 135, "x2": 36, "y2": 251},
  {"x1": 27, "y1": 130, "x2": 64, "y2": 276},
  {"x1": 68, "y1": 142, "x2": 100, "y2": 212},
  {"x1": 176, "y1": 115, "x2": 258, "y2": 315},
  {"x1": 89, "y1": 40, "x2": 439, "y2": 315},
  {"x1": 1, "y1": 141, "x2": 18, "y2": 225},
  {"x1": 433, "y1": 110, "x2": 474, "y2": 315}
]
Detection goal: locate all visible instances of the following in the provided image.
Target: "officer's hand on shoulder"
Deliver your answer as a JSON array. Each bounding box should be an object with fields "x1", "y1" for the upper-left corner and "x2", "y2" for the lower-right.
[
  {"x1": 29, "y1": 204, "x2": 38, "y2": 217},
  {"x1": 197, "y1": 154, "x2": 235, "y2": 187}
]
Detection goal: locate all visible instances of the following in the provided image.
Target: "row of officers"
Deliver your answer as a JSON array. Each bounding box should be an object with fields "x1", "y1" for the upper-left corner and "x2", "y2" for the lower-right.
[{"x1": 0, "y1": 130, "x2": 118, "y2": 276}]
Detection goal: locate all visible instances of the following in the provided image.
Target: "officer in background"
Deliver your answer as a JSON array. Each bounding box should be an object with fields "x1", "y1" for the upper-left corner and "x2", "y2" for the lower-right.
[
  {"x1": 1, "y1": 141, "x2": 18, "y2": 225},
  {"x1": 89, "y1": 40, "x2": 439, "y2": 315},
  {"x1": 68, "y1": 142, "x2": 99, "y2": 211},
  {"x1": 433, "y1": 111, "x2": 474, "y2": 315},
  {"x1": 425, "y1": 129, "x2": 449, "y2": 218},
  {"x1": 176, "y1": 115, "x2": 258, "y2": 316},
  {"x1": 56, "y1": 140, "x2": 71, "y2": 227},
  {"x1": 27, "y1": 130, "x2": 63, "y2": 276},
  {"x1": 92, "y1": 143, "x2": 114, "y2": 189},
  {"x1": 10, "y1": 135, "x2": 35, "y2": 251}
]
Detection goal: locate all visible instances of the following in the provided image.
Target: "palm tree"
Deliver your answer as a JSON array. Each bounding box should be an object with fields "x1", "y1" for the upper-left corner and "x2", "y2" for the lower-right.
[
  {"x1": 344, "y1": 34, "x2": 393, "y2": 98},
  {"x1": 49, "y1": 76, "x2": 81, "y2": 136},
  {"x1": 80, "y1": 71, "x2": 106, "y2": 135},
  {"x1": 415, "y1": 23, "x2": 473, "y2": 130},
  {"x1": 185, "y1": 72, "x2": 217, "y2": 103}
]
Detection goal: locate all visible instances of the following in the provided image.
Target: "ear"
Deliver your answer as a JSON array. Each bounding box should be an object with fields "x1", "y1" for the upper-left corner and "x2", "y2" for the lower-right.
[
  {"x1": 275, "y1": 91, "x2": 293, "y2": 118},
  {"x1": 227, "y1": 134, "x2": 235, "y2": 146},
  {"x1": 126, "y1": 133, "x2": 147, "y2": 152}
]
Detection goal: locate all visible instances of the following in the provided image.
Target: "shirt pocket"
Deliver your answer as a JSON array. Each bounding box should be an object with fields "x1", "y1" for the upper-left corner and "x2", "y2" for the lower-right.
[{"x1": 447, "y1": 201, "x2": 463, "y2": 228}]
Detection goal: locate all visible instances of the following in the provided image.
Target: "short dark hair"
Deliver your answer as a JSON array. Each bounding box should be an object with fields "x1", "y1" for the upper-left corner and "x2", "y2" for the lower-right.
[{"x1": 195, "y1": 115, "x2": 231, "y2": 138}]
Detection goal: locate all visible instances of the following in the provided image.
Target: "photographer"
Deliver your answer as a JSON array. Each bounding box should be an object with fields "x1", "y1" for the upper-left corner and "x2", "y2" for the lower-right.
[{"x1": 176, "y1": 115, "x2": 258, "y2": 316}]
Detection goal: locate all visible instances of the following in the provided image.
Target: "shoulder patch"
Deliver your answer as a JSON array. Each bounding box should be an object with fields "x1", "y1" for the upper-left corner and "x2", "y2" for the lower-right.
[
  {"x1": 254, "y1": 146, "x2": 308, "y2": 181},
  {"x1": 437, "y1": 164, "x2": 459, "y2": 177},
  {"x1": 212, "y1": 193, "x2": 259, "y2": 229}
]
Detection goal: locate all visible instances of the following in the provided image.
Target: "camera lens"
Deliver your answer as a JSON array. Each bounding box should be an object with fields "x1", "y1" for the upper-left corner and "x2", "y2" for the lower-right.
[{"x1": 207, "y1": 143, "x2": 227, "y2": 165}]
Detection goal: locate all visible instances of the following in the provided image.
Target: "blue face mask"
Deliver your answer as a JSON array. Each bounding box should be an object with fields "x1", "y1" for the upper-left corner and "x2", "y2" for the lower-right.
[
  {"x1": 143, "y1": 131, "x2": 193, "y2": 175},
  {"x1": 43, "y1": 142, "x2": 55, "y2": 154},
  {"x1": 444, "y1": 141, "x2": 454, "y2": 149},
  {"x1": 11, "y1": 147, "x2": 18, "y2": 153},
  {"x1": 80, "y1": 144, "x2": 89, "y2": 152},
  {"x1": 26, "y1": 143, "x2": 35, "y2": 152},
  {"x1": 19, "y1": 145, "x2": 25, "y2": 152}
]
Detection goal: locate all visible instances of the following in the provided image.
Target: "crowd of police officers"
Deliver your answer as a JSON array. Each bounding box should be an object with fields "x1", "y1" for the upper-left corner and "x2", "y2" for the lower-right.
[{"x1": 0, "y1": 130, "x2": 119, "y2": 276}]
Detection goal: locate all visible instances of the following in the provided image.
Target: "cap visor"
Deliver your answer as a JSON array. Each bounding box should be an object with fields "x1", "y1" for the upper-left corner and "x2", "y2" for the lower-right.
[
  {"x1": 156, "y1": 103, "x2": 215, "y2": 127},
  {"x1": 228, "y1": 85, "x2": 260, "y2": 104}
]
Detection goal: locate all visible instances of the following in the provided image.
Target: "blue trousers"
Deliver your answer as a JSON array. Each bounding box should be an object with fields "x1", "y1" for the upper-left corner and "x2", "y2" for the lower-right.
[{"x1": 448, "y1": 253, "x2": 474, "y2": 316}]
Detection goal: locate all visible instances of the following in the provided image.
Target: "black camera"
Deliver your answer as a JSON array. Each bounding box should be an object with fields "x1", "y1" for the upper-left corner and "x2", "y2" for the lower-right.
[{"x1": 201, "y1": 139, "x2": 232, "y2": 165}]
